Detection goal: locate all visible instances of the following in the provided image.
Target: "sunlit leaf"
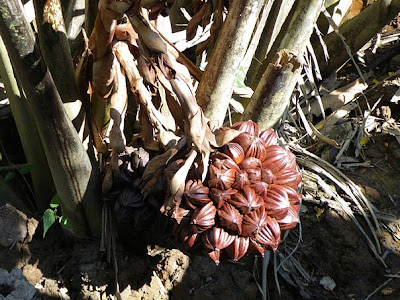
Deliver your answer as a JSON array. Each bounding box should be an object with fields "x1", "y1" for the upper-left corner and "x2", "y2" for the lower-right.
[
  {"x1": 59, "y1": 216, "x2": 73, "y2": 233},
  {"x1": 235, "y1": 67, "x2": 247, "y2": 88},
  {"x1": 50, "y1": 194, "x2": 60, "y2": 208},
  {"x1": 43, "y1": 209, "x2": 56, "y2": 238}
]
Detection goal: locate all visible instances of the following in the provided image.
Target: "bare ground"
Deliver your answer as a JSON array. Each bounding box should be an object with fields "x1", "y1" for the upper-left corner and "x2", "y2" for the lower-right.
[{"x1": 1, "y1": 132, "x2": 400, "y2": 300}]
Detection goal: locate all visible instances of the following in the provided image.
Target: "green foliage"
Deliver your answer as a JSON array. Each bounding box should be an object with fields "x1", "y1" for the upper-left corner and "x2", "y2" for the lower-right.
[
  {"x1": 235, "y1": 66, "x2": 247, "y2": 88},
  {"x1": 2, "y1": 164, "x2": 33, "y2": 182},
  {"x1": 59, "y1": 216, "x2": 73, "y2": 232},
  {"x1": 3, "y1": 171, "x2": 15, "y2": 182},
  {"x1": 49, "y1": 194, "x2": 60, "y2": 208},
  {"x1": 19, "y1": 164, "x2": 34, "y2": 174},
  {"x1": 43, "y1": 208, "x2": 56, "y2": 238},
  {"x1": 42, "y1": 194, "x2": 73, "y2": 238}
]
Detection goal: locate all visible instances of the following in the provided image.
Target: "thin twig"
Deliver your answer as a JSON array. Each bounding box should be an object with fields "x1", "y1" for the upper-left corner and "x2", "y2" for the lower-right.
[
  {"x1": 262, "y1": 251, "x2": 270, "y2": 300},
  {"x1": 273, "y1": 251, "x2": 281, "y2": 296},
  {"x1": 334, "y1": 125, "x2": 358, "y2": 164},
  {"x1": 253, "y1": 257, "x2": 264, "y2": 297},
  {"x1": 295, "y1": 145, "x2": 382, "y2": 239},
  {"x1": 322, "y1": 7, "x2": 371, "y2": 110},
  {"x1": 302, "y1": 53, "x2": 326, "y2": 120},
  {"x1": 302, "y1": 193, "x2": 396, "y2": 222},
  {"x1": 293, "y1": 148, "x2": 386, "y2": 267},
  {"x1": 365, "y1": 270, "x2": 400, "y2": 300},
  {"x1": 306, "y1": 40, "x2": 322, "y2": 81},
  {"x1": 314, "y1": 24, "x2": 329, "y2": 62},
  {"x1": 277, "y1": 222, "x2": 302, "y2": 271},
  {"x1": 0, "y1": 163, "x2": 29, "y2": 171}
]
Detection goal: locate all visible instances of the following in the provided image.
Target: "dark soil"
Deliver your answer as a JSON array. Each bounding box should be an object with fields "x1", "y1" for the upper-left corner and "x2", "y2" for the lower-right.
[
  {"x1": 1, "y1": 131, "x2": 400, "y2": 300},
  {"x1": 1, "y1": 85, "x2": 400, "y2": 300},
  {"x1": 2, "y1": 11, "x2": 400, "y2": 300}
]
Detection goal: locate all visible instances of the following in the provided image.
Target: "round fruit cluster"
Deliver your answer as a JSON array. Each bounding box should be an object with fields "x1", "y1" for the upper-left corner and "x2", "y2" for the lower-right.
[{"x1": 174, "y1": 121, "x2": 302, "y2": 264}]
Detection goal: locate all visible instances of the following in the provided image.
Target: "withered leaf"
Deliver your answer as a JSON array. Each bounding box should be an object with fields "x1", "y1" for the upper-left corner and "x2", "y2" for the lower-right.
[
  {"x1": 163, "y1": 149, "x2": 198, "y2": 212},
  {"x1": 109, "y1": 54, "x2": 128, "y2": 153},
  {"x1": 213, "y1": 128, "x2": 242, "y2": 147},
  {"x1": 115, "y1": 42, "x2": 180, "y2": 148},
  {"x1": 142, "y1": 137, "x2": 186, "y2": 182}
]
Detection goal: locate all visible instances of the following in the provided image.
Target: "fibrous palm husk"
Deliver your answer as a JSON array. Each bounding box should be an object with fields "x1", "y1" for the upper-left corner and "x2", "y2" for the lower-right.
[{"x1": 88, "y1": 3, "x2": 302, "y2": 266}]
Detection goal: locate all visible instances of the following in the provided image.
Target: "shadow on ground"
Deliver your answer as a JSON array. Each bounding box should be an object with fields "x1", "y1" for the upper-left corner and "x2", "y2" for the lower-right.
[{"x1": 2, "y1": 136, "x2": 400, "y2": 299}]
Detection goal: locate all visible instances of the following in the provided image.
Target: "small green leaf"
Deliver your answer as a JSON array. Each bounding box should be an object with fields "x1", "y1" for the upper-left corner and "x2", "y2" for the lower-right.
[
  {"x1": 50, "y1": 194, "x2": 60, "y2": 208},
  {"x1": 43, "y1": 209, "x2": 56, "y2": 238},
  {"x1": 4, "y1": 171, "x2": 15, "y2": 182},
  {"x1": 234, "y1": 67, "x2": 247, "y2": 88},
  {"x1": 59, "y1": 216, "x2": 73, "y2": 232},
  {"x1": 19, "y1": 165, "x2": 34, "y2": 175}
]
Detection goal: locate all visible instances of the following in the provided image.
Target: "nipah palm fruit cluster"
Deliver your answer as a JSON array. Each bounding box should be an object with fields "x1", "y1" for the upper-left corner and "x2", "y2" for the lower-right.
[{"x1": 172, "y1": 121, "x2": 302, "y2": 265}]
